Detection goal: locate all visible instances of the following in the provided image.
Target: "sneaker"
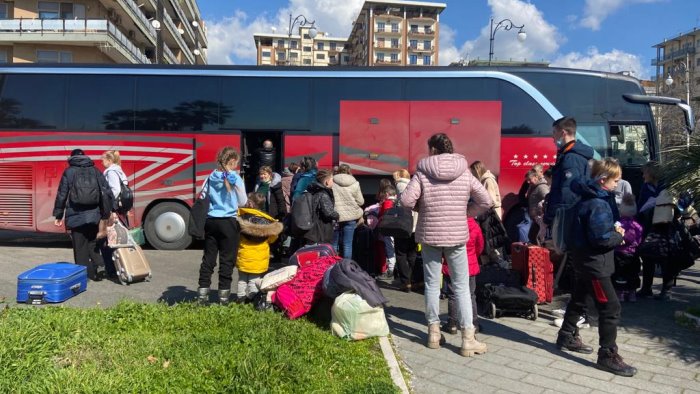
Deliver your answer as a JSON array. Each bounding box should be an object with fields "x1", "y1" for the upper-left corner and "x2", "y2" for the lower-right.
[
  {"x1": 552, "y1": 317, "x2": 590, "y2": 329},
  {"x1": 556, "y1": 330, "x2": 594, "y2": 354},
  {"x1": 596, "y1": 348, "x2": 637, "y2": 377},
  {"x1": 441, "y1": 321, "x2": 458, "y2": 335},
  {"x1": 552, "y1": 308, "x2": 566, "y2": 317},
  {"x1": 627, "y1": 291, "x2": 637, "y2": 303}
]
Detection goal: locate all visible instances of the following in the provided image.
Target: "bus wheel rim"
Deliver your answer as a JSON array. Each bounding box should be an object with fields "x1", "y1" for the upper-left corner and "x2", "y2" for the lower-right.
[{"x1": 153, "y1": 211, "x2": 186, "y2": 243}]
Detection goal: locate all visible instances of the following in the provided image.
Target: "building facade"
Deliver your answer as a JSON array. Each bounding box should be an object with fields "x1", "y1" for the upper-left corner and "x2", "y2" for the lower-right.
[
  {"x1": 652, "y1": 27, "x2": 699, "y2": 100},
  {"x1": 253, "y1": 0, "x2": 445, "y2": 67},
  {"x1": 0, "y1": 0, "x2": 207, "y2": 65},
  {"x1": 254, "y1": 26, "x2": 350, "y2": 66}
]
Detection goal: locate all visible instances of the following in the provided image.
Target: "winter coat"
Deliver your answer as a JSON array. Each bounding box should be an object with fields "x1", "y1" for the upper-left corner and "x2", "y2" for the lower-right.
[
  {"x1": 638, "y1": 182, "x2": 659, "y2": 211},
  {"x1": 236, "y1": 208, "x2": 283, "y2": 274},
  {"x1": 292, "y1": 170, "x2": 317, "y2": 202},
  {"x1": 395, "y1": 178, "x2": 410, "y2": 195},
  {"x1": 400, "y1": 153, "x2": 492, "y2": 247},
  {"x1": 477, "y1": 207, "x2": 509, "y2": 258},
  {"x1": 325, "y1": 259, "x2": 388, "y2": 307},
  {"x1": 103, "y1": 164, "x2": 128, "y2": 204},
  {"x1": 256, "y1": 172, "x2": 287, "y2": 220},
  {"x1": 613, "y1": 179, "x2": 633, "y2": 207},
  {"x1": 207, "y1": 170, "x2": 247, "y2": 218},
  {"x1": 53, "y1": 155, "x2": 112, "y2": 229},
  {"x1": 442, "y1": 217, "x2": 484, "y2": 277},
  {"x1": 254, "y1": 147, "x2": 276, "y2": 171},
  {"x1": 527, "y1": 179, "x2": 550, "y2": 220},
  {"x1": 480, "y1": 170, "x2": 502, "y2": 219},
  {"x1": 570, "y1": 178, "x2": 624, "y2": 279},
  {"x1": 332, "y1": 173, "x2": 364, "y2": 222},
  {"x1": 281, "y1": 171, "x2": 294, "y2": 212},
  {"x1": 305, "y1": 181, "x2": 339, "y2": 244},
  {"x1": 544, "y1": 141, "x2": 594, "y2": 225},
  {"x1": 616, "y1": 216, "x2": 643, "y2": 256}
]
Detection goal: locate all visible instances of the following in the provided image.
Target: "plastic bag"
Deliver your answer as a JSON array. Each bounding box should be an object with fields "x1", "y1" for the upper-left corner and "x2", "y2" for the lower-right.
[
  {"x1": 331, "y1": 292, "x2": 389, "y2": 341},
  {"x1": 107, "y1": 220, "x2": 133, "y2": 248}
]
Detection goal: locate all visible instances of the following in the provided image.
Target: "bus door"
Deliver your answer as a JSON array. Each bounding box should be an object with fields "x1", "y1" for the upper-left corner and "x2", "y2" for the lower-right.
[{"x1": 241, "y1": 130, "x2": 284, "y2": 191}]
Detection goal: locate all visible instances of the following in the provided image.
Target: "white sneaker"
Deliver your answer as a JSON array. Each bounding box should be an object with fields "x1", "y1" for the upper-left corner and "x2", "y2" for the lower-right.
[
  {"x1": 552, "y1": 308, "x2": 566, "y2": 317},
  {"x1": 552, "y1": 317, "x2": 590, "y2": 329}
]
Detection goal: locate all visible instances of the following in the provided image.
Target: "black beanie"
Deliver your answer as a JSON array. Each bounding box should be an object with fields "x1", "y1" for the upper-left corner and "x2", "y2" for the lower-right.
[{"x1": 70, "y1": 149, "x2": 85, "y2": 157}]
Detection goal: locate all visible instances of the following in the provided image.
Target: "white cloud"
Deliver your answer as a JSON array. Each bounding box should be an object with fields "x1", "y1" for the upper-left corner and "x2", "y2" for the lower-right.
[
  {"x1": 580, "y1": 0, "x2": 662, "y2": 31},
  {"x1": 205, "y1": 0, "x2": 364, "y2": 65},
  {"x1": 552, "y1": 47, "x2": 646, "y2": 78}
]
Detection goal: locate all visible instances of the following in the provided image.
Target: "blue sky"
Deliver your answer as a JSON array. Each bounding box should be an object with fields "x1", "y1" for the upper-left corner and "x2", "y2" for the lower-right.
[{"x1": 199, "y1": 0, "x2": 699, "y2": 79}]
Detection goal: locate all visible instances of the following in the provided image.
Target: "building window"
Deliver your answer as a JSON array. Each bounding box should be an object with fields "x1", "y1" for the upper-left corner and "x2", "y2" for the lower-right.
[
  {"x1": 277, "y1": 52, "x2": 286, "y2": 60},
  {"x1": 290, "y1": 52, "x2": 298, "y2": 59},
  {"x1": 291, "y1": 41, "x2": 298, "y2": 49},
  {"x1": 410, "y1": 39, "x2": 417, "y2": 49},
  {"x1": 377, "y1": 53, "x2": 385, "y2": 62},
  {"x1": 38, "y1": 2, "x2": 60, "y2": 18},
  {"x1": 303, "y1": 46, "x2": 311, "y2": 52},
  {"x1": 0, "y1": 4, "x2": 7, "y2": 19},
  {"x1": 391, "y1": 38, "x2": 399, "y2": 48},
  {"x1": 37, "y1": 50, "x2": 72, "y2": 63},
  {"x1": 424, "y1": 40, "x2": 431, "y2": 50},
  {"x1": 378, "y1": 37, "x2": 385, "y2": 47},
  {"x1": 330, "y1": 55, "x2": 336, "y2": 62},
  {"x1": 277, "y1": 39, "x2": 285, "y2": 47},
  {"x1": 377, "y1": 22, "x2": 385, "y2": 32},
  {"x1": 303, "y1": 59, "x2": 311, "y2": 65},
  {"x1": 38, "y1": 2, "x2": 85, "y2": 19},
  {"x1": 317, "y1": 42, "x2": 324, "y2": 50},
  {"x1": 0, "y1": 50, "x2": 7, "y2": 63},
  {"x1": 425, "y1": 25, "x2": 432, "y2": 34},
  {"x1": 410, "y1": 24, "x2": 418, "y2": 33},
  {"x1": 330, "y1": 42, "x2": 337, "y2": 50},
  {"x1": 409, "y1": 54, "x2": 417, "y2": 65},
  {"x1": 390, "y1": 53, "x2": 398, "y2": 62},
  {"x1": 303, "y1": 34, "x2": 310, "y2": 39},
  {"x1": 391, "y1": 23, "x2": 398, "y2": 33},
  {"x1": 262, "y1": 51, "x2": 271, "y2": 57},
  {"x1": 316, "y1": 53, "x2": 325, "y2": 60},
  {"x1": 423, "y1": 55, "x2": 431, "y2": 65},
  {"x1": 343, "y1": 56, "x2": 350, "y2": 62},
  {"x1": 696, "y1": 58, "x2": 700, "y2": 66}
]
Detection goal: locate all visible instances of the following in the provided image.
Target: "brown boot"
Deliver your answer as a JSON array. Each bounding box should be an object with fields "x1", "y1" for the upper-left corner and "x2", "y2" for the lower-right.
[
  {"x1": 427, "y1": 322, "x2": 445, "y2": 349},
  {"x1": 460, "y1": 327, "x2": 487, "y2": 357}
]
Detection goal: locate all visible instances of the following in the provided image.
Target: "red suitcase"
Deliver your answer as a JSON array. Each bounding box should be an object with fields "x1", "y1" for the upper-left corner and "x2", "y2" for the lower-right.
[
  {"x1": 289, "y1": 244, "x2": 336, "y2": 268},
  {"x1": 510, "y1": 243, "x2": 553, "y2": 304}
]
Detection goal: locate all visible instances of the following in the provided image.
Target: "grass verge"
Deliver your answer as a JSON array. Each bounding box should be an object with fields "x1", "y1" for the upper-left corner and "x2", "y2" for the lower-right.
[{"x1": 0, "y1": 301, "x2": 396, "y2": 393}]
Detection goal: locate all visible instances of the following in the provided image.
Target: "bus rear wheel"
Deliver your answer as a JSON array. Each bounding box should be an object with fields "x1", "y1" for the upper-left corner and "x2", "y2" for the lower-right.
[{"x1": 144, "y1": 202, "x2": 192, "y2": 250}]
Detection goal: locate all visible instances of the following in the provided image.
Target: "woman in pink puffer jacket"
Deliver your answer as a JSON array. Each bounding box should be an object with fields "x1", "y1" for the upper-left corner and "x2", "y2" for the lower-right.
[{"x1": 400, "y1": 133, "x2": 492, "y2": 357}]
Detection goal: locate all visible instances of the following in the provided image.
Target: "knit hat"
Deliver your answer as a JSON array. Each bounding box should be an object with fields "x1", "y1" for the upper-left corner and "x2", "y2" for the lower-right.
[
  {"x1": 70, "y1": 148, "x2": 85, "y2": 157},
  {"x1": 619, "y1": 193, "x2": 637, "y2": 218}
]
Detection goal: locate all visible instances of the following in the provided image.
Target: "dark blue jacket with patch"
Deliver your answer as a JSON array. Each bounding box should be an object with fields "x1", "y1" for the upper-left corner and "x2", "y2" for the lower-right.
[{"x1": 543, "y1": 141, "x2": 594, "y2": 225}]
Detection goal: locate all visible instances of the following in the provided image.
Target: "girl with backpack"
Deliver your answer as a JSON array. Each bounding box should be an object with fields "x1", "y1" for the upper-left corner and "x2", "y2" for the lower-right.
[
  {"x1": 197, "y1": 147, "x2": 247, "y2": 305},
  {"x1": 99, "y1": 150, "x2": 130, "y2": 278}
]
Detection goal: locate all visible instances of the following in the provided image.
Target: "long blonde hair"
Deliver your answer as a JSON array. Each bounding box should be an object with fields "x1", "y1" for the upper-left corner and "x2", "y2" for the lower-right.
[{"x1": 103, "y1": 150, "x2": 121, "y2": 166}]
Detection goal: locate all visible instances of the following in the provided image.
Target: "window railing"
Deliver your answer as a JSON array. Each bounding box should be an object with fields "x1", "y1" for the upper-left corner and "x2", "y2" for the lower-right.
[
  {"x1": 0, "y1": 18, "x2": 151, "y2": 63},
  {"x1": 163, "y1": 11, "x2": 194, "y2": 64},
  {"x1": 122, "y1": 0, "x2": 156, "y2": 38}
]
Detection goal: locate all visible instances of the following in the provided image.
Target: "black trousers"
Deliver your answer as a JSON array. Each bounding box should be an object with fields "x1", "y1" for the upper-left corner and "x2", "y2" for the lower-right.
[
  {"x1": 446, "y1": 275, "x2": 478, "y2": 328},
  {"x1": 198, "y1": 217, "x2": 240, "y2": 290},
  {"x1": 71, "y1": 223, "x2": 103, "y2": 280},
  {"x1": 395, "y1": 234, "x2": 417, "y2": 286},
  {"x1": 641, "y1": 256, "x2": 675, "y2": 293},
  {"x1": 562, "y1": 275, "x2": 620, "y2": 349}
]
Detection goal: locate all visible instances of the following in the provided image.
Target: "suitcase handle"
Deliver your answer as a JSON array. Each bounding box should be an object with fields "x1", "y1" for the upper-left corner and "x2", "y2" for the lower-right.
[
  {"x1": 28, "y1": 290, "x2": 46, "y2": 305},
  {"x1": 70, "y1": 284, "x2": 81, "y2": 294}
]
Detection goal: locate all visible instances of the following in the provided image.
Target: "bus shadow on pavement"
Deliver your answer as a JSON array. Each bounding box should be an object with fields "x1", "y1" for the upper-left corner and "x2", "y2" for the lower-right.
[{"x1": 158, "y1": 285, "x2": 199, "y2": 305}]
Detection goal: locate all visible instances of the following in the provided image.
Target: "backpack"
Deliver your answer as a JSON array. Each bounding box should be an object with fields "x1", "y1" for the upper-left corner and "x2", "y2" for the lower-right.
[
  {"x1": 70, "y1": 167, "x2": 100, "y2": 206},
  {"x1": 551, "y1": 200, "x2": 580, "y2": 254},
  {"x1": 117, "y1": 177, "x2": 134, "y2": 213},
  {"x1": 290, "y1": 191, "x2": 315, "y2": 237}
]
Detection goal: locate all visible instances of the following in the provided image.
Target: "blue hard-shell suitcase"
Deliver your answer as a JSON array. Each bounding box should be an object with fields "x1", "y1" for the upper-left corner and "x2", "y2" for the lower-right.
[{"x1": 17, "y1": 263, "x2": 88, "y2": 304}]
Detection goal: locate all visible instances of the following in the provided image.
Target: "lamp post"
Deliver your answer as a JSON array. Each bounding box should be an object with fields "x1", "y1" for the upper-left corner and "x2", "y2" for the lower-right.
[
  {"x1": 488, "y1": 17, "x2": 526, "y2": 66},
  {"x1": 665, "y1": 52, "x2": 692, "y2": 148},
  {"x1": 287, "y1": 14, "x2": 317, "y2": 66}
]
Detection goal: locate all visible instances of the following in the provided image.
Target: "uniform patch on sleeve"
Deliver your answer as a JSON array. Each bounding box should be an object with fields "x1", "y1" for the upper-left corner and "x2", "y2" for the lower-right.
[{"x1": 564, "y1": 170, "x2": 573, "y2": 179}]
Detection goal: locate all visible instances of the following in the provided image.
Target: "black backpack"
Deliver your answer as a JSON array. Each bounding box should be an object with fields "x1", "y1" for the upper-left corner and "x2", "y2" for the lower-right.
[
  {"x1": 70, "y1": 167, "x2": 100, "y2": 206},
  {"x1": 290, "y1": 191, "x2": 315, "y2": 237},
  {"x1": 117, "y1": 175, "x2": 134, "y2": 213}
]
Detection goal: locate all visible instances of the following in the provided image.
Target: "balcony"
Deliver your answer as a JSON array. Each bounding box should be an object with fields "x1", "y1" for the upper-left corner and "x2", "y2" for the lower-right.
[
  {"x1": 408, "y1": 28, "x2": 434, "y2": 36},
  {"x1": 409, "y1": 44, "x2": 433, "y2": 53},
  {"x1": 163, "y1": 10, "x2": 195, "y2": 64},
  {"x1": 0, "y1": 19, "x2": 151, "y2": 63},
  {"x1": 118, "y1": 0, "x2": 157, "y2": 44},
  {"x1": 375, "y1": 59, "x2": 401, "y2": 65},
  {"x1": 375, "y1": 28, "x2": 401, "y2": 36},
  {"x1": 651, "y1": 46, "x2": 696, "y2": 65},
  {"x1": 375, "y1": 42, "x2": 401, "y2": 50}
]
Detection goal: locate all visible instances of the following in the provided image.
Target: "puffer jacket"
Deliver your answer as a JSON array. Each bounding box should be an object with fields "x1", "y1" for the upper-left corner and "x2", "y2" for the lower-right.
[
  {"x1": 237, "y1": 207, "x2": 284, "y2": 274},
  {"x1": 527, "y1": 179, "x2": 550, "y2": 220},
  {"x1": 305, "y1": 181, "x2": 339, "y2": 244},
  {"x1": 53, "y1": 155, "x2": 112, "y2": 229},
  {"x1": 395, "y1": 178, "x2": 410, "y2": 195},
  {"x1": 400, "y1": 153, "x2": 492, "y2": 247},
  {"x1": 281, "y1": 171, "x2": 294, "y2": 212},
  {"x1": 480, "y1": 170, "x2": 502, "y2": 218},
  {"x1": 332, "y1": 173, "x2": 364, "y2": 222},
  {"x1": 544, "y1": 140, "x2": 594, "y2": 225},
  {"x1": 442, "y1": 217, "x2": 484, "y2": 277},
  {"x1": 570, "y1": 178, "x2": 623, "y2": 279},
  {"x1": 292, "y1": 170, "x2": 317, "y2": 202}
]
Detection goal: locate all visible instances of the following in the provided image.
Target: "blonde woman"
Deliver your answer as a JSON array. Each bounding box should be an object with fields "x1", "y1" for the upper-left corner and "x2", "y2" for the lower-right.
[
  {"x1": 99, "y1": 150, "x2": 129, "y2": 278},
  {"x1": 470, "y1": 161, "x2": 502, "y2": 219}
]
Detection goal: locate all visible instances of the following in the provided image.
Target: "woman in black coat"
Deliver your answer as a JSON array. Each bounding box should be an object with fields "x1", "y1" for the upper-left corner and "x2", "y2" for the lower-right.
[
  {"x1": 304, "y1": 169, "x2": 339, "y2": 245},
  {"x1": 255, "y1": 166, "x2": 287, "y2": 221}
]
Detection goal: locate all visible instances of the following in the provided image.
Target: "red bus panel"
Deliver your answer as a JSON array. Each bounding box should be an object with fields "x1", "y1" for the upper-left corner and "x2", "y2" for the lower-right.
[
  {"x1": 499, "y1": 136, "x2": 558, "y2": 210},
  {"x1": 284, "y1": 134, "x2": 334, "y2": 169}
]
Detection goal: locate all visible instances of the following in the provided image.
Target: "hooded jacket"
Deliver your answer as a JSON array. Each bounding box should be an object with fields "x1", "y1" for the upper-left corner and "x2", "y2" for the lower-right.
[
  {"x1": 281, "y1": 170, "x2": 294, "y2": 212},
  {"x1": 400, "y1": 153, "x2": 492, "y2": 246},
  {"x1": 53, "y1": 155, "x2": 111, "y2": 229},
  {"x1": 236, "y1": 207, "x2": 284, "y2": 274},
  {"x1": 570, "y1": 178, "x2": 623, "y2": 279},
  {"x1": 527, "y1": 178, "x2": 550, "y2": 219},
  {"x1": 305, "y1": 181, "x2": 339, "y2": 244},
  {"x1": 544, "y1": 140, "x2": 594, "y2": 225},
  {"x1": 255, "y1": 172, "x2": 287, "y2": 220},
  {"x1": 332, "y1": 173, "x2": 364, "y2": 222},
  {"x1": 292, "y1": 169, "x2": 317, "y2": 202},
  {"x1": 395, "y1": 178, "x2": 410, "y2": 195},
  {"x1": 480, "y1": 170, "x2": 502, "y2": 219},
  {"x1": 104, "y1": 164, "x2": 128, "y2": 202},
  {"x1": 207, "y1": 170, "x2": 247, "y2": 218}
]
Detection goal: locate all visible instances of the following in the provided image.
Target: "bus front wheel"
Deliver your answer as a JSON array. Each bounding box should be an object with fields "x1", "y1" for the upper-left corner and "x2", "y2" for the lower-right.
[{"x1": 144, "y1": 202, "x2": 192, "y2": 250}]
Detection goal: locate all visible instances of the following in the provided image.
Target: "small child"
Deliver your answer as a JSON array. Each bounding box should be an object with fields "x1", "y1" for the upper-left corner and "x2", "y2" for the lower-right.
[
  {"x1": 442, "y1": 217, "x2": 484, "y2": 334},
  {"x1": 236, "y1": 192, "x2": 284, "y2": 302},
  {"x1": 613, "y1": 193, "x2": 643, "y2": 302},
  {"x1": 378, "y1": 185, "x2": 398, "y2": 279}
]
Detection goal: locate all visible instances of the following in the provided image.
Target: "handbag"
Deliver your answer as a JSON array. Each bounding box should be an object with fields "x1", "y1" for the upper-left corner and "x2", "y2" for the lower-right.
[
  {"x1": 378, "y1": 200, "x2": 413, "y2": 239},
  {"x1": 187, "y1": 178, "x2": 211, "y2": 240}
]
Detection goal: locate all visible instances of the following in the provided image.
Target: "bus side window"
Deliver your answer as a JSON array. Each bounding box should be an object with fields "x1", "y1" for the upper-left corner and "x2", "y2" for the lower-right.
[{"x1": 611, "y1": 124, "x2": 649, "y2": 166}]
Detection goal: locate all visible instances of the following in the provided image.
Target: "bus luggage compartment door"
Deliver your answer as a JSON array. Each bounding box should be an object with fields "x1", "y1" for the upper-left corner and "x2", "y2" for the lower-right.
[{"x1": 339, "y1": 101, "x2": 410, "y2": 175}]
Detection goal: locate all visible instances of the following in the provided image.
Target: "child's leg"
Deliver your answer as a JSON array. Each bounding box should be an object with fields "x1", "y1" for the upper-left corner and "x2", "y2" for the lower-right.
[
  {"x1": 246, "y1": 273, "x2": 263, "y2": 299},
  {"x1": 470, "y1": 276, "x2": 478, "y2": 328},
  {"x1": 445, "y1": 275, "x2": 457, "y2": 325},
  {"x1": 384, "y1": 236, "x2": 396, "y2": 273},
  {"x1": 237, "y1": 272, "x2": 249, "y2": 299}
]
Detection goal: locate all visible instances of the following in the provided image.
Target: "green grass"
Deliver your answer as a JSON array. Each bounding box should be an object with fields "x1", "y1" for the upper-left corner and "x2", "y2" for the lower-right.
[{"x1": 0, "y1": 301, "x2": 396, "y2": 393}]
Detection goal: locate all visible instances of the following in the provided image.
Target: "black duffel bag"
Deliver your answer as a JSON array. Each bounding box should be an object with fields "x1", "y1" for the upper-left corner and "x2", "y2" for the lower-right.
[
  {"x1": 187, "y1": 179, "x2": 211, "y2": 240},
  {"x1": 378, "y1": 201, "x2": 413, "y2": 239}
]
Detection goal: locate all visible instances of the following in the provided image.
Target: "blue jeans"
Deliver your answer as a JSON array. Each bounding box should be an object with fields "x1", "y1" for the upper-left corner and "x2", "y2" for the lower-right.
[
  {"x1": 422, "y1": 244, "x2": 473, "y2": 329},
  {"x1": 332, "y1": 220, "x2": 357, "y2": 259},
  {"x1": 517, "y1": 210, "x2": 532, "y2": 243}
]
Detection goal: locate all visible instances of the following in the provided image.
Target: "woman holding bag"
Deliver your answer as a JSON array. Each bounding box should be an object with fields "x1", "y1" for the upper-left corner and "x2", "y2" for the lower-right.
[{"x1": 99, "y1": 150, "x2": 129, "y2": 278}]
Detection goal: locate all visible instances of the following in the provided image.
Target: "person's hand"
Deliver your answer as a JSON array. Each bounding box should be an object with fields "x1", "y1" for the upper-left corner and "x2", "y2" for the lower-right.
[{"x1": 54, "y1": 219, "x2": 63, "y2": 227}]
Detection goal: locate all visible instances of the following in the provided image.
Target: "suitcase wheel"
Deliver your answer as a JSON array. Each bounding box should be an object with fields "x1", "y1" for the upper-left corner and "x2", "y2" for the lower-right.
[
  {"x1": 145, "y1": 274, "x2": 152, "y2": 282},
  {"x1": 529, "y1": 304, "x2": 538, "y2": 321},
  {"x1": 491, "y1": 302, "x2": 500, "y2": 319}
]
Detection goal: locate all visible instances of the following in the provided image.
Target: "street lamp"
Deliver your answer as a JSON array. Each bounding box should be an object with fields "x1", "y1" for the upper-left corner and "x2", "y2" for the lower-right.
[
  {"x1": 665, "y1": 53, "x2": 692, "y2": 148},
  {"x1": 488, "y1": 17, "x2": 526, "y2": 66},
  {"x1": 287, "y1": 13, "x2": 317, "y2": 65}
]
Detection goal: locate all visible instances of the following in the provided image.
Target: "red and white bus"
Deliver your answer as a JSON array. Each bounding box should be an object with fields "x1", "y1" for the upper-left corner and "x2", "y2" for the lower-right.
[{"x1": 0, "y1": 65, "x2": 692, "y2": 250}]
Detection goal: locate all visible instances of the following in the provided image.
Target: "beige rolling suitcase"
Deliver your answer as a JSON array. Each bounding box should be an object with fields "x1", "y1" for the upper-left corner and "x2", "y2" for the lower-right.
[{"x1": 113, "y1": 244, "x2": 152, "y2": 285}]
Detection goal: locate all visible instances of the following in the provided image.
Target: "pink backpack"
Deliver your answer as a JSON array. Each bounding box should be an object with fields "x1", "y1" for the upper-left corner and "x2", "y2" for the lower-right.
[{"x1": 272, "y1": 256, "x2": 340, "y2": 319}]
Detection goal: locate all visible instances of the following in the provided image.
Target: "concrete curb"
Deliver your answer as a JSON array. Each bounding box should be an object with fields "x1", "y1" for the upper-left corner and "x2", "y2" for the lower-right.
[{"x1": 379, "y1": 335, "x2": 410, "y2": 394}]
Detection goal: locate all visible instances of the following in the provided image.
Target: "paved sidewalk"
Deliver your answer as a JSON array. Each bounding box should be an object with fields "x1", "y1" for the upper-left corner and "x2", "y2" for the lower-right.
[{"x1": 382, "y1": 267, "x2": 700, "y2": 394}]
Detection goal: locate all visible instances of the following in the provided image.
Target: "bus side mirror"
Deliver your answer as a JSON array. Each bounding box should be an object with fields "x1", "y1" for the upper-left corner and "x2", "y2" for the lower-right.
[{"x1": 678, "y1": 102, "x2": 695, "y2": 134}]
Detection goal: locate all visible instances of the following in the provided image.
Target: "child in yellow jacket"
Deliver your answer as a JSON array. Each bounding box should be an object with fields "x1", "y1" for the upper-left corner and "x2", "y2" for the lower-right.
[{"x1": 236, "y1": 193, "x2": 283, "y2": 302}]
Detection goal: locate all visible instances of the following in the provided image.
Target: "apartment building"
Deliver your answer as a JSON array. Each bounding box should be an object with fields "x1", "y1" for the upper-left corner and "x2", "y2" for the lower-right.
[
  {"x1": 254, "y1": 25, "x2": 350, "y2": 66},
  {"x1": 652, "y1": 27, "x2": 699, "y2": 99},
  {"x1": 0, "y1": 0, "x2": 207, "y2": 65},
  {"x1": 348, "y1": 0, "x2": 445, "y2": 66}
]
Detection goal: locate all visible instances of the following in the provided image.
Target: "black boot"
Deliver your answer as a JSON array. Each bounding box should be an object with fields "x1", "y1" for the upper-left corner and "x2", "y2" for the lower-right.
[
  {"x1": 197, "y1": 287, "x2": 209, "y2": 304},
  {"x1": 596, "y1": 347, "x2": 637, "y2": 377},
  {"x1": 556, "y1": 330, "x2": 593, "y2": 354}
]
